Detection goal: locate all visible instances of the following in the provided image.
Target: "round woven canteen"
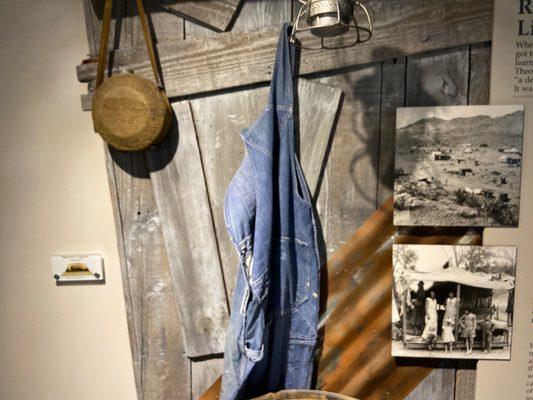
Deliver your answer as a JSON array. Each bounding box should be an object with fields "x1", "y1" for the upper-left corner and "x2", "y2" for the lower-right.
[
  {"x1": 92, "y1": 73, "x2": 172, "y2": 151},
  {"x1": 91, "y1": 0, "x2": 171, "y2": 152}
]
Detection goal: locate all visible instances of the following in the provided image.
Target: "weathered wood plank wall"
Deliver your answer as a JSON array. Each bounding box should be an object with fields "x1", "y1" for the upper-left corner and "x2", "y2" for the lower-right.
[
  {"x1": 147, "y1": 101, "x2": 229, "y2": 358},
  {"x1": 105, "y1": 149, "x2": 191, "y2": 400},
  {"x1": 157, "y1": 0, "x2": 242, "y2": 32},
  {"x1": 78, "y1": 0, "x2": 492, "y2": 103},
  {"x1": 80, "y1": 1, "x2": 492, "y2": 399}
]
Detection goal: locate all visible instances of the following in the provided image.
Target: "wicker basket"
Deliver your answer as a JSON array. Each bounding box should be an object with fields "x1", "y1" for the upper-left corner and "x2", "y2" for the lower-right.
[
  {"x1": 91, "y1": 0, "x2": 171, "y2": 152},
  {"x1": 92, "y1": 73, "x2": 171, "y2": 151}
]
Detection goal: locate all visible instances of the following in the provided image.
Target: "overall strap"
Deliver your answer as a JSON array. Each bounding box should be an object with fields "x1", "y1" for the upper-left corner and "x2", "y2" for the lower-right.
[{"x1": 268, "y1": 24, "x2": 296, "y2": 107}]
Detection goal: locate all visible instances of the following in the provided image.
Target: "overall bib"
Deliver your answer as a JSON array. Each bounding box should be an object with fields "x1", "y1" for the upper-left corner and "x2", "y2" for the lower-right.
[{"x1": 221, "y1": 25, "x2": 320, "y2": 400}]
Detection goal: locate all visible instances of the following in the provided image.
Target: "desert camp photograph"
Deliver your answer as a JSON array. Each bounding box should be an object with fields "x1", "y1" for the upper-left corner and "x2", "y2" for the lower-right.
[
  {"x1": 392, "y1": 244, "x2": 516, "y2": 360},
  {"x1": 394, "y1": 105, "x2": 524, "y2": 227}
]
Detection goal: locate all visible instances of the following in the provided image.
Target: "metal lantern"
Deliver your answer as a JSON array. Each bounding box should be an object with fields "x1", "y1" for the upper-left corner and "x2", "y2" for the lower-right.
[{"x1": 290, "y1": 0, "x2": 373, "y2": 49}]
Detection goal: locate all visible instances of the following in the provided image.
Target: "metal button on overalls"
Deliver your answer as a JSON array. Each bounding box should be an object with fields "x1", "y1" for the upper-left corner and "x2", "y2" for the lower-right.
[{"x1": 221, "y1": 24, "x2": 320, "y2": 400}]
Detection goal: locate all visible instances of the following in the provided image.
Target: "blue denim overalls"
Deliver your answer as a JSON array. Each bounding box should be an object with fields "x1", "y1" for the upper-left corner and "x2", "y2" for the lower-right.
[{"x1": 221, "y1": 25, "x2": 320, "y2": 400}]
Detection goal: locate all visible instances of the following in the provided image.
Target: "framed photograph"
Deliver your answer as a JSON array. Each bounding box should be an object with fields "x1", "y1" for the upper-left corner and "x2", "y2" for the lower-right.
[
  {"x1": 394, "y1": 105, "x2": 524, "y2": 227},
  {"x1": 392, "y1": 244, "x2": 516, "y2": 360}
]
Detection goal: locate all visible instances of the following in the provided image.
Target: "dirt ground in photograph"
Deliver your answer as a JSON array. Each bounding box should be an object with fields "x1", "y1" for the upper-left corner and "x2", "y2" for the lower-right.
[
  {"x1": 391, "y1": 340, "x2": 511, "y2": 360},
  {"x1": 394, "y1": 146, "x2": 521, "y2": 226}
]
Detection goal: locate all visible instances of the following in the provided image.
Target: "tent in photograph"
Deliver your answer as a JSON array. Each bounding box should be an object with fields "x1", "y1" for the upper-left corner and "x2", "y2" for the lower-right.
[{"x1": 400, "y1": 265, "x2": 514, "y2": 350}]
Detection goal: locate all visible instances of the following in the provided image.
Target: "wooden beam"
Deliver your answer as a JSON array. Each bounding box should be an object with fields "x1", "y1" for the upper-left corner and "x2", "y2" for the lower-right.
[
  {"x1": 153, "y1": 0, "x2": 241, "y2": 32},
  {"x1": 104, "y1": 148, "x2": 144, "y2": 400},
  {"x1": 406, "y1": 362, "x2": 456, "y2": 400},
  {"x1": 192, "y1": 358, "x2": 225, "y2": 399},
  {"x1": 146, "y1": 101, "x2": 229, "y2": 358},
  {"x1": 312, "y1": 63, "x2": 383, "y2": 254},
  {"x1": 468, "y1": 42, "x2": 491, "y2": 105},
  {"x1": 190, "y1": 79, "x2": 342, "y2": 298},
  {"x1": 77, "y1": 0, "x2": 493, "y2": 101},
  {"x1": 88, "y1": 0, "x2": 240, "y2": 33},
  {"x1": 105, "y1": 147, "x2": 192, "y2": 400},
  {"x1": 297, "y1": 79, "x2": 343, "y2": 197},
  {"x1": 377, "y1": 57, "x2": 406, "y2": 205}
]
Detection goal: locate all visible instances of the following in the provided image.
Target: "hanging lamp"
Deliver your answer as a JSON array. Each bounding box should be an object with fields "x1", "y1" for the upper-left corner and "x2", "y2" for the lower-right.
[{"x1": 290, "y1": 0, "x2": 373, "y2": 49}]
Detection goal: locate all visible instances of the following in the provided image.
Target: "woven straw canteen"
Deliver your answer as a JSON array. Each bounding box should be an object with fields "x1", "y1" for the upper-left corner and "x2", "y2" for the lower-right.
[{"x1": 91, "y1": 0, "x2": 171, "y2": 152}]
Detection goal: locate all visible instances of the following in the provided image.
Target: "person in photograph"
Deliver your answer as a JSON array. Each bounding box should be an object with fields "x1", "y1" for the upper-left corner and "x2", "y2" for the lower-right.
[
  {"x1": 507, "y1": 288, "x2": 514, "y2": 327},
  {"x1": 442, "y1": 291, "x2": 458, "y2": 350},
  {"x1": 442, "y1": 320, "x2": 455, "y2": 353},
  {"x1": 411, "y1": 281, "x2": 426, "y2": 336},
  {"x1": 480, "y1": 314, "x2": 495, "y2": 354},
  {"x1": 443, "y1": 292, "x2": 458, "y2": 324},
  {"x1": 422, "y1": 290, "x2": 438, "y2": 350},
  {"x1": 459, "y1": 309, "x2": 477, "y2": 355}
]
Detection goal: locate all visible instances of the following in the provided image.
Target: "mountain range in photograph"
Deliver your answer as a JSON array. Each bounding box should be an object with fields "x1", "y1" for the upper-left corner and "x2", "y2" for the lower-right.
[{"x1": 394, "y1": 106, "x2": 524, "y2": 227}]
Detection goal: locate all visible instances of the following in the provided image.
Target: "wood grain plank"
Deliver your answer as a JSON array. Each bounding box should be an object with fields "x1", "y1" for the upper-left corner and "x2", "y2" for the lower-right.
[
  {"x1": 111, "y1": 154, "x2": 149, "y2": 373},
  {"x1": 298, "y1": 79, "x2": 343, "y2": 196},
  {"x1": 104, "y1": 148, "x2": 144, "y2": 400},
  {"x1": 77, "y1": 0, "x2": 493, "y2": 100},
  {"x1": 165, "y1": 0, "x2": 242, "y2": 32},
  {"x1": 83, "y1": 0, "x2": 132, "y2": 57},
  {"x1": 88, "y1": 0, "x2": 240, "y2": 33},
  {"x1": 139, "y1": 191, "x2": 191, "y2": 400},
  {"x1": 190, "y1": 87, "x2": 264, "y2": 297},
  {"x1": 313, "y1": 64, "x2": 382, "y2": 257},
  {"x1": 82, "y1": 0, "x2": 99, "y2": 56},
  {"x1": 230, "y1": 0, "x2": 291, "y2": 33},
  {"x1": 406, "y1": 364, "x2": 456, "y2": 400},
  {"x1": 108, "y1": 149, "x2": 192, "y2": 400},
  {"x1": 185, "y1": 0, "x2": 292, "y2": 38},
  {"x1": 405, "y1": 46, "x2": 470, "y2": 107},
  {"x1": 192, "y1": 358, "x2": 225, "y2": 400},
  {"x1": 190, "y1": 79, "x2": 342, "y2": 297},
  {"x1": 377, "y1": 57, "x2": 406, "y2": 206},
  {"x1": 454, "y1": 360, "x2": 477, "y2": 400},
  {"x1": 468, "y1": 42, "x2": 491, "y2": 105},
  {"x1": 127, "y1": 0, "x2": 185, "y2": 48},
  {"x1": 147, "y1": 101, "x2": 229, "y2": 358}
]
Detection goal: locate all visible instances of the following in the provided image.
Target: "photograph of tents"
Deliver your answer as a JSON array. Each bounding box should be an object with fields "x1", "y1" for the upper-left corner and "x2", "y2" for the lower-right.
[
  {"x1": 394, "y1": 105, "x2": 524, "y2": 227},
  {"x1": 392, "y1": 244, "x2": 516, "y2": 360}
]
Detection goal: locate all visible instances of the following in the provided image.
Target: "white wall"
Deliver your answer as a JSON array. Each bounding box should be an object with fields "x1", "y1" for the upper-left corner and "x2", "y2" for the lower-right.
[{"x1": 0, "y1": 1, "x2": 137, "y2": 399}]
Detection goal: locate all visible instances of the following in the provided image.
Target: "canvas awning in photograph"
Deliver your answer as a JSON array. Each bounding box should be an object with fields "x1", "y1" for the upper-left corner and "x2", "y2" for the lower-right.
[{"x1": 405, "y1": 266, "x2": 514, "y2": 290}]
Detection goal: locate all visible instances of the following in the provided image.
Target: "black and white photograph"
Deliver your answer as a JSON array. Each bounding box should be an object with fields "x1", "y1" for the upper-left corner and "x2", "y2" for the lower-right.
[
  {"x1": 394, "y1": 105, "x2": 524, "y2": 227},
  {"x1": 392, "y1": 244, "x2": 516, "y2": 360}
]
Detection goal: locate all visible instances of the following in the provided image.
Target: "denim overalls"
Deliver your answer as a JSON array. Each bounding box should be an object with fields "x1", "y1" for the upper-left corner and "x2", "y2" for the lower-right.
[{"x1": 221, "y1": 25, "x2": 320, "y2": 400}]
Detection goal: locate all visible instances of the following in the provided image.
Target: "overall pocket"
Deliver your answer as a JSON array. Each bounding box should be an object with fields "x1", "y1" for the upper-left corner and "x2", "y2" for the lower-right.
[
  {"x1": 241, "y1": 289, "x2": 266, "y2": 362},
  {"x1": 239, "y1": 245, "x2": 268, "y2": 362},
  {"x1": 269, "y1": 237, "x2": 311, "y2": 314}
]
